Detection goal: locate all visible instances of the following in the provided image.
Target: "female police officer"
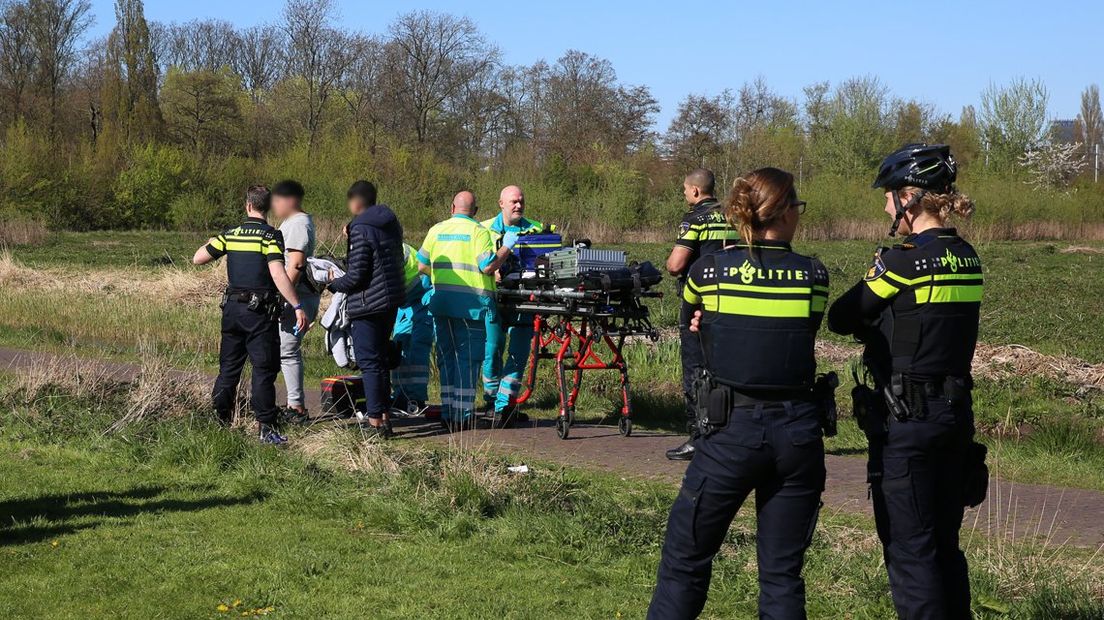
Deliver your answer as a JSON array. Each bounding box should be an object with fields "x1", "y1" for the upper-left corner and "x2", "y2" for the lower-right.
[
  {"x1": 648, "y1": 167, "x2": 830, "y2": 619},
  {"x1": 828, "y1": 144, "x2": 982, "y2": 620}
]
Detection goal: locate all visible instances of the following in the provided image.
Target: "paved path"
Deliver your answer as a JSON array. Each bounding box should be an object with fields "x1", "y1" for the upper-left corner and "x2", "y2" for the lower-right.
[{"x1": 2, "y1": 347, "x2": 1101, "y2": 548}]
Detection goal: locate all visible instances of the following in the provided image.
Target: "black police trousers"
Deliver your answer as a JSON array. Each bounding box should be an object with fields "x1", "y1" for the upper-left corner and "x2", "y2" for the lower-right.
[
  {"x1": 679, "y1": 306, "x2": 704, "y2": 435},
  {"x1": 212, "y1": 299, "x2": 280, "y2": 425},
  {"x1": 649, "y1": 400, "x2": 826, "y2": 620},
  {"x1": 870, "y1": 396, "x2": 974, "y2": 620}
]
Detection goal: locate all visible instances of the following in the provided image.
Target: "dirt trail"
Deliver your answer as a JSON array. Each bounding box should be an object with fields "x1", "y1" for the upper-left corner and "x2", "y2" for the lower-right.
[{"x1": 1, "y1": 346, "x2": 1102, "y2": 549}]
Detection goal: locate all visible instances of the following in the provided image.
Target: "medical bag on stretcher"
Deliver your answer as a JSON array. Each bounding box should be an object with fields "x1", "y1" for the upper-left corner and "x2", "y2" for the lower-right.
[
  {"x1": 320, "y1": 376, "x2": 364, "y2": 418},
  {"x1": 514, "y1": 234, "x2": 563, "y2": 270}
]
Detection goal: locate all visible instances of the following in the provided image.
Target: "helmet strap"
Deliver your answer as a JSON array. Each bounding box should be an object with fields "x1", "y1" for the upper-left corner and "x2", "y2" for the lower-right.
[{"x1": 888, "y1": 189, "x2": 925, "y2": 237}]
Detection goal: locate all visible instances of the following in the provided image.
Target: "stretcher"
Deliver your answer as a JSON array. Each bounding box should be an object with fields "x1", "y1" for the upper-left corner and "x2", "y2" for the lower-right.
[{"x1": 497, "y1": 280, "x2": 661, "y2": 439}]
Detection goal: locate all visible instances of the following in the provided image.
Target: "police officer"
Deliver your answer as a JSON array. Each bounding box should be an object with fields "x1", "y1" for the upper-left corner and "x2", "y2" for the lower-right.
[
  {"x1": 665, "y1": 168, "x2": 742, "y2": 461},
  {"x1": 417, "y1": 191, "x2": 514, "y2": 431},
  {"x1": 193, "y1": 185, "x2": 309, "y2": 444},
  {"x1": 649, "y1": 168, "x2": 829, "y2": 619},
  {"x1": 391, "y1": 241, "x2": 436, "y2": 416},
  {"x1": 481, "y1": 185, "x2": 546, "y2": 426},
  {"x1": 827, "y1": 144, "x2": 981, "y2": 620}
]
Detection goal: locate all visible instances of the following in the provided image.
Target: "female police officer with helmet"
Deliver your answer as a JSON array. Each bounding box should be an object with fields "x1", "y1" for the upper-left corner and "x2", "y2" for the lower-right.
[
  {"x1": 828, "y1": 144, "x2": 984, "y2": 619},
  {"x1": 648, "y1": 167, "x2": 831, "y2": 619}
]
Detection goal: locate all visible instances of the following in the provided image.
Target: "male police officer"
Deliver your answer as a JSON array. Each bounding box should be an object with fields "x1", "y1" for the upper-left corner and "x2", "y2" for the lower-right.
[
  {"x1": 391, "y1": 241, "x2": 435, "y2": 416},
  {"x1": 271, "y1": 180, "x2": 318, "y2": 424},
  {"x1": 417, "y1": 191, "x2": 514, "y2": 430},
  {"x1": 193, "y1": 185, "x2": 309, "y2": 444},
  {"x1": 481, "y1": 185, "x2": 545, "y2": 425},
  {"x1": 664, "y1": 168, "x2": 741, "y2": 461}
]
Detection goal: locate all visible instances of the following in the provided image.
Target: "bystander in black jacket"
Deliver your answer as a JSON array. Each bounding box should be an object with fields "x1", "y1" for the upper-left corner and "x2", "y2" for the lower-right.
[{"x1": 329, "y1": 204, "x2": 405, "y2": 317}]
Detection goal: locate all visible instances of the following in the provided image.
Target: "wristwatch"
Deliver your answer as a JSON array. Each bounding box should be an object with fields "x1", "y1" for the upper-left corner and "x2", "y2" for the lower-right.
[{"x1": 293, "y1": 303, "x2": 303, "y2": 311}]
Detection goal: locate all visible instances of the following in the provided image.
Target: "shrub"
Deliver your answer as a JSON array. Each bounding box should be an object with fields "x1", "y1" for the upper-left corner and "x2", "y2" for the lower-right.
[{"x1": 110, "y1": 144, "x2": 191, "y2": 228}]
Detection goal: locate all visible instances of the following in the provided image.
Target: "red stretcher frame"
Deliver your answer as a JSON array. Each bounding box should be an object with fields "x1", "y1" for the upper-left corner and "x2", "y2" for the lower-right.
[{"x1": 514, "y1": 313, "x2": 637, "y2": 440}]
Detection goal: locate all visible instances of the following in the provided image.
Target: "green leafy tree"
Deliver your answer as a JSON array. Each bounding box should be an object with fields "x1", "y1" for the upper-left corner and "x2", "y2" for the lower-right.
[
  {"x1": 160, "y1": 66, "x2": 242, "y2": 156},
  {"x1": 979, "y1": 77, "x2": 1049, "y2": 175},
  {"x1": 101, "y1": 0, "x2": 161, "y2": 145}
]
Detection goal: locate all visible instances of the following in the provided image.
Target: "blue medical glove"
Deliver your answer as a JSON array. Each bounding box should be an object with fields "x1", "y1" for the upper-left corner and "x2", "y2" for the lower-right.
[{"x1": 502, "y1": 231, "x2": 520, "y2": 249}]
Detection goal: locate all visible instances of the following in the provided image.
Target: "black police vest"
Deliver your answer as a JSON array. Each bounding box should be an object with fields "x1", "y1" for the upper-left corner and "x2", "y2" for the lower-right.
[
  {"x1": 207, "y1": 218, "x2": 285, "y2": 292},
  {"x1": 687, "y1": 244, "x2": 829, "y2": 390},
  {"x1": 876, "y1": 232, "x2": 982, "y2": 379}
]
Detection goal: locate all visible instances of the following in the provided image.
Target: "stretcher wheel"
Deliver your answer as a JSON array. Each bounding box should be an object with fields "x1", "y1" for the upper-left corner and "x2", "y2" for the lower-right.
[
  {"x1": 618, "y1": 417, "x2": 632, "y2": 437},
  {"x1": 555, "y1": 416, "x2": 570, "y2": 440}
]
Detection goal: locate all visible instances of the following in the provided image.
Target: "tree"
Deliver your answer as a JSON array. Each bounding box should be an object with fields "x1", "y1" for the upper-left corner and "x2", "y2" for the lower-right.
[
  {"x1": 978, "y1": 77, "x2": 1048, "y2": 174},
  {"x1": 103, "y1": 0, "x2": 162, "y2": 144},
  {"x1": 729, "y1": 78, "x2": 800, "y2": 175},
  {"x1": 665, "y1": 92, "x2": 732, "y2": 167},
  {"x1": 337, "y1": 34, "x2": 385, "y2": 147},
  {"x1": 807, "y1": 76, "x2": 894, "y2": 178},
  {"x1": 160, "y1": 66, "x2": 241, "y2": 155},
  {"x1": 385, "y1": 10, "x2": 498, "y2": 144},
  {"x1": 0, "y1": 1, "x2": 34, "y2": 124},
  {"x1": 157, "y1": 19, "x2": 239, "y2": 73},
  {"x1": 1076, "y1": 84, "x2": 1102, "y2": 163},
  {"x1": 527, "y1": 50, "x2": 656, "y2": 163},
  {"x1": 26, "y1": 0, "x2": 91, "y2": 139},
  {"x1": 1019, "y1": 139, "x2": 1086, "y2": 192},
  {"x1": 282, "y1": 0, "x2": 352, "y2": 151},
  {"x1": 236, "y1": 24, "x2": 283, "y2": 101}
]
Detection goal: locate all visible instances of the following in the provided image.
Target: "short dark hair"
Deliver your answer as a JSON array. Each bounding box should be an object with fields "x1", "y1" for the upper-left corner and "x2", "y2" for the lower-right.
[
  {"x1": 246, "y1": 184, "x2": 271, "y2": 214},
  {"x1": 272, "y1": 179, "x2": 305, "y2": 199},
  {"x1": 347, "y1": 180, "x2": 377, "y2": 207},
  {"x1": 685, "y1": 168, "x2": 716, "y2": 195}
]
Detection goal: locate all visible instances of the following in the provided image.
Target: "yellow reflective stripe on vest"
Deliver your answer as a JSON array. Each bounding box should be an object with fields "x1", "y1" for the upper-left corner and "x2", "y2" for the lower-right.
[
  {"x1": 914, "y1": 284, "x2": 983, "y2": 304},
  {"x1": 700, "y1": 296, "x2": 814, "y2": 318},
  {"x1": 866, "y1": 277, "x2": 901, "y2": 299}
]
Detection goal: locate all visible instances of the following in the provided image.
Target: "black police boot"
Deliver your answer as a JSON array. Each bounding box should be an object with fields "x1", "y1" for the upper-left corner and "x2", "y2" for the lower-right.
[
  {"x1": 666, "y1": 422, "x2": 699, "y2": 461},
  {"x1": 665, "y1": 437, "x2": 696, "y2": 461}
]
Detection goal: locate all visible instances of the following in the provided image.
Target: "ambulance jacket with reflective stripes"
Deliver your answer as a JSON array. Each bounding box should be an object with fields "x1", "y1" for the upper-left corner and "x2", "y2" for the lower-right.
[
  {"x1": 206, "y1": 217, "x2": 285, "y2": 292},
  {"x1": 827, "y1": 228, "x2": 982, "y2": 380},
  {"x1": 683, "y1": 241, "x2": 829, "y2": 390},
  {"x1": 416, "y1": 214, "x2": 497, "y2": 321}
]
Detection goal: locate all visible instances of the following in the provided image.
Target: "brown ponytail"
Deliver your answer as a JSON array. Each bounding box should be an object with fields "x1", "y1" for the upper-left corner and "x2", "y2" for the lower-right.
[
  {"x1": 906, "y1": 186, "x2": 976, "y2": 223},
  {"x1": 725, "y1": 167, "x2": 799, "y2": 246}
]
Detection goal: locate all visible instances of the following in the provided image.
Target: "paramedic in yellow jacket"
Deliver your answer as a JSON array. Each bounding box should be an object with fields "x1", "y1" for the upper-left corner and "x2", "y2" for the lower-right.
[
  {"x1": 418, "y1": 191, "x2": 514, "y2": 431},
  {"x1": 482, "y1": 185, "x2": 546, "y2": 426}
]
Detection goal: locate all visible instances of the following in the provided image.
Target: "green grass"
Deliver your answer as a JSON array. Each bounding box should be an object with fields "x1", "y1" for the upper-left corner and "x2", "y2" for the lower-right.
[
  {"x1": 2, "y1": 234, "x2": 1104, "y2": 492},
  {"x1": 1, "y1": 384, "x2": 1100, "y2": 619}
]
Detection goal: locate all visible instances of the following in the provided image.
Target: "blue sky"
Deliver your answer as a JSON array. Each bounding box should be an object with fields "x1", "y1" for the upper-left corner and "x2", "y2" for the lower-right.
[{"x1": 86, "y1": 0, "x2": 1098, "y2": 130}]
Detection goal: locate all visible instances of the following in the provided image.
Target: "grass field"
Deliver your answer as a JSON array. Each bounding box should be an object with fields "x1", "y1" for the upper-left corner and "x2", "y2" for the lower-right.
[
  {"x1": 1, "y1": 232, "x2": 1102, "y2": 492},
  {"x1": 1, "y1": 375, "x2": 1101, "y2": 619}
]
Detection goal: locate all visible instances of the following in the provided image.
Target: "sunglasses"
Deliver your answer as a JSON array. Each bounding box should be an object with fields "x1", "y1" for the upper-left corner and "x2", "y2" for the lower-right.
[{"x1": 792, "y1": 200, "x2": 807, "y2": 214}]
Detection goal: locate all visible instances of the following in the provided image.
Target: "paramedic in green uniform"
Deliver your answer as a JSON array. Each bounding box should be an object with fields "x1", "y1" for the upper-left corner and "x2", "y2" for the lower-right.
[{"x1": 481, "y1": 185, "x2": 546, "y2": 426}]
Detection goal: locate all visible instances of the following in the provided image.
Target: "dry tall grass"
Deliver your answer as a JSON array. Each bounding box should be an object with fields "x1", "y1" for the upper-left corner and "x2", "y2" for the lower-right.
[
  {"x1": 6, "y1": 347, "x2": 210, "y2": 433},
  {"x1": 0, "y1": 219, "x2": 49, "y2": 246},
  {"x1": 0, "y1": 250, "x2": 227, "y2": 300}
]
